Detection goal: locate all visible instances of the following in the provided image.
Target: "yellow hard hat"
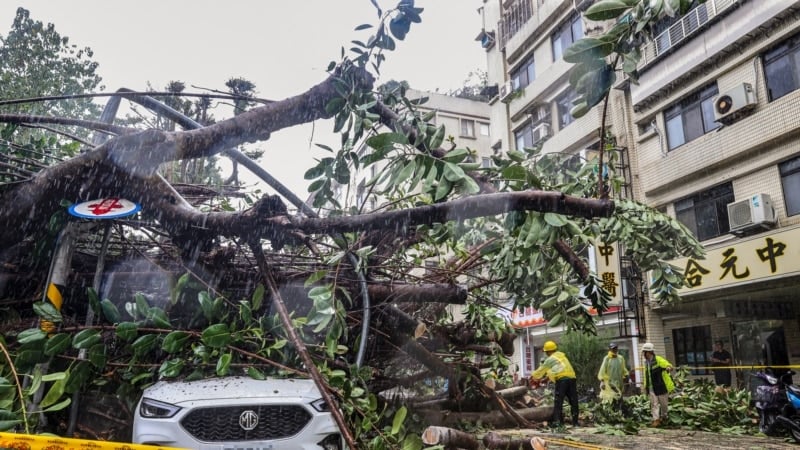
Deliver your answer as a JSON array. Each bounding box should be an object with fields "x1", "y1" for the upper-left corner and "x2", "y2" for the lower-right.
[{"x1": 543, "y1": 341, "x2": 557, "y2": 352}]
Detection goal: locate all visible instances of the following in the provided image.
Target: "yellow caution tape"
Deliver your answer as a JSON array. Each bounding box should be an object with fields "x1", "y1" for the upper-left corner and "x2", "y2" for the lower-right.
[
  {"x1": 634, "y1": 364, "x2": 800, "y2": 372},
  {"x1": 544, "y1": 436, "x2": 621, "y2": 450},
  {"x1": 0, "y1": 432, "x2": 187, "y2": 450}
]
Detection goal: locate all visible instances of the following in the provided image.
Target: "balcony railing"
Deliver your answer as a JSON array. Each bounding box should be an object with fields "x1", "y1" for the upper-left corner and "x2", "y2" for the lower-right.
[
  {"x1": 639, "y1": 0, "x2": 743, "y2": 69},
  {"x1": 498, "y1": 0, "x2": 533, "y2": 47}
]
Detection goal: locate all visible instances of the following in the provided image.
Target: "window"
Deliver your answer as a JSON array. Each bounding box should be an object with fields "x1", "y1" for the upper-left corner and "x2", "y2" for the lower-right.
[
  {"x1": 780, "y1": 155, "x2": 800, "y2": 216},
  {"x1": 479, "y1": 123, "x2": 490, "y2": 136},
  {"x1": 514, "y1": 121, "x2": 550, "y2": 150},
  {"x1": 675, "y1": 182, "x2": 734, "y2": 241},
  {"x1": 510, "y1": 54, "x2": 535, "y2": 90},
  {"x1": 764, "y1": 32, "x2": 800, "y2": 101},
  {"x1": 556, "y1": 89, "x2": 578, "y2": 129},
  {"x1": 460, "y1": 119, "x2": 475, "y2": 138},
  {"x1": 552, "y1": 15, "x2": 583, "y2": 61},
  {"x1": 664, "y1": 83, "x2": 720, "y2": 150},
  {"x1": 673, "y1": 326, "x2": 712, "y2": 375}
]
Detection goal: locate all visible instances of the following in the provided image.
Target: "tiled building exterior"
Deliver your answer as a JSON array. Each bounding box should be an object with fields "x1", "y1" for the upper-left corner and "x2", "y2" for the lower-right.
[{"x1": 479, "y1": 0, "x2": 800, "y2": 385}]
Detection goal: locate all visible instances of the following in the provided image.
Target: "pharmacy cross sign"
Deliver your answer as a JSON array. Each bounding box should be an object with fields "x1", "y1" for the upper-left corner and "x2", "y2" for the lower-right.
[{"x1": 68, "y1": 198, "x2": 141, "y2": 219}]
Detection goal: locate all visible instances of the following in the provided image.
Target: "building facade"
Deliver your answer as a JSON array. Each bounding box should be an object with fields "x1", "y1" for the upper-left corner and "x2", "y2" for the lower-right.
[
  {"x1": 480, "y1": 0, "x2": 800, "y2": 387},
  {"x1": 626, "y1": 0, "x2": 800, "y2": 385},
  {"x1": 478, "y1": 0, "x2": 645, "y2": 380}
]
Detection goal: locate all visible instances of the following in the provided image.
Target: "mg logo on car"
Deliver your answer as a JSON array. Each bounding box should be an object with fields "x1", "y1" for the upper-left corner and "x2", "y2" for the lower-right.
[{"x1": 239, "y1": 410, "x2": 259, "y2": 430}]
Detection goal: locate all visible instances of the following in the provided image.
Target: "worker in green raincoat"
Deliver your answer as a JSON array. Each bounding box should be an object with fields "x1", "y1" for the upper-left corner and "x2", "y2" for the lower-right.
[{"x1": 597, "y1": 342, "x2": 629, "y2": 411}]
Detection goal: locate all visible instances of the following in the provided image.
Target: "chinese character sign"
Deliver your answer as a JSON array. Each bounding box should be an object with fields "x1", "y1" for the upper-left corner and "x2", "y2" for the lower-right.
[
  {"x1": 670, "y1": 227, "x2": 800, "y2": 294},
  {"x1": 595, "y1": 241, "x2": 622, "y2": 305}
]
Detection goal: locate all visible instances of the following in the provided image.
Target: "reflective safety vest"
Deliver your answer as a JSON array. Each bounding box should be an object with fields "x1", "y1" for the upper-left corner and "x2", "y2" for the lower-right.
[{"x1": 531, "y1": 351, "x2": 576, "y2": 382}]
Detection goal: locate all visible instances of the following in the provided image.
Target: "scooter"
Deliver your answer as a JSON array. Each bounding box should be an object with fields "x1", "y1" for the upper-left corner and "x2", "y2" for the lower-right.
[
  {"x1": 752, "y1": 369, "x2": 800, "y2": 441},
  {"x1": 775, "y1": 375, "x2": 800, "y2": 443}
]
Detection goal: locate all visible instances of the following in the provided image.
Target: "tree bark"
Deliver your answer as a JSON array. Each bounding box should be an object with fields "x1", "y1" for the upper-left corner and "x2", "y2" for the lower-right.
[
  {"x1": 418, "y1": 405, "x2": 553, "y2": 428},
  {"x1": 421, "y1": 426, "x2": 480, "y2": 449},
  {"x1": 482, "y1": 431, "x2": 543, "y2": 450}
]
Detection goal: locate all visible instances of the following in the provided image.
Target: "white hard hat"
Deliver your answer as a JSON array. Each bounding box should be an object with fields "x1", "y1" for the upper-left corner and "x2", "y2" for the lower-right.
[{"x1": 641, "y1": 342, "x2": 655, "y2": 352}]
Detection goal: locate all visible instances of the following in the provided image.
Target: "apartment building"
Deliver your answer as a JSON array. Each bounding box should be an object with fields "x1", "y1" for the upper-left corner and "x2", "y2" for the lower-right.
[
  {"x1": 627, "y1": 0, "x2": 800, "y2": 385},
  {"x1": 478, "y1": 0, "x2": 645, "y2": 379},
  {"x1": 481, "y1": 0, "x2": 800, "y2": 387}
]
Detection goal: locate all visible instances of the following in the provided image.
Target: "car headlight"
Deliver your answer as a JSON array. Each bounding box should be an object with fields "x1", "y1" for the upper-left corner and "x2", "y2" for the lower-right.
[
  {"x1": 310, "y1": 398, "x2": 330, "y2": 412},
  {"x1": 139, "y1": 397, "x2": 181, "y2": 418}
]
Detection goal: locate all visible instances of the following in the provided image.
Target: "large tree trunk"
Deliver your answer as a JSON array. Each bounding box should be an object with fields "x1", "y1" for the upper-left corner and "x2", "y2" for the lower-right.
[
  {"x1": 421, "y1": 426, "x2": 480, "y2": 449},
  {"x1": 418, "y1": 405, "x2": 553, "y2": 428}
]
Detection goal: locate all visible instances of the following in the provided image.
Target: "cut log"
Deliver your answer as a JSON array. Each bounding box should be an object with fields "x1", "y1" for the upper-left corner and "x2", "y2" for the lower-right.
[
  {"x1": 483, "y1": 431, "x2": 534, "y2": 450},
  {"x1": 418, "y1": 405, "x2": 553, "y2": 428},
  {"x1": 482, "y1": 432, "x2": 549, "y2": 450},
  {"x1": 422, "y1": 426, "x2": 480, "y2": 450},
  {"x1": 496, "y1": 385, "x2": 530, "y2": 399}
]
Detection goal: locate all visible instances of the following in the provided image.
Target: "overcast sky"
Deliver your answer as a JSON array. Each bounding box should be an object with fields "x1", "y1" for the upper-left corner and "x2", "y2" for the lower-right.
[{"x1": 1, "y1": 1, "x2": 486, "y2": 202}]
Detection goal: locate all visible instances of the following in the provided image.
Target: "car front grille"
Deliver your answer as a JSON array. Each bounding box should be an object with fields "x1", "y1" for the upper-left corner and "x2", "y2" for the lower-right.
[{"x1": 180, "y1": 404, "x2": 312, "y2": 442}]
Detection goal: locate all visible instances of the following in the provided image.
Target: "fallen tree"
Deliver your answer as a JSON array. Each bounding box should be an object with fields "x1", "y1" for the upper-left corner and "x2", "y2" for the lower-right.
[{"x1": 0, "y1": 1, "x2": 704, "y2": 448}]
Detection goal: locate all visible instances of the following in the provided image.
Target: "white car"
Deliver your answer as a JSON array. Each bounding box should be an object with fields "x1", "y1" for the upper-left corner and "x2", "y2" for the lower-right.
[{"x1": 132, "y1": 376, "x2": 343, "y2": 450}]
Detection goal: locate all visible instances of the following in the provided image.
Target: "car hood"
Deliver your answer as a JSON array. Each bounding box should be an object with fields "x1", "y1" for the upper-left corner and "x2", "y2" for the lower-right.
[{"x1": 142, "y1": 376, "x2": 322, "y2": 405}]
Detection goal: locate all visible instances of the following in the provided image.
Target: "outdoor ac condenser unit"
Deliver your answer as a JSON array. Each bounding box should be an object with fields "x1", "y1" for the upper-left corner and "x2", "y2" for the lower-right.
[
  {"x1": 727, "y1": 193, "x2": 777, "y2": 234},
  {"x1": 714, "y1": 83, "x2": 756, "y2": 123},
  {"x1": 499, "y1": 81, "x2": 514, "y2": 103}
]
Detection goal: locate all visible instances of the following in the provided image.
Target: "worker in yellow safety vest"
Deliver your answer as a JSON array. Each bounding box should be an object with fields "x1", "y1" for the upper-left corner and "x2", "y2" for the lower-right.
[{"x1": 530, "y1": 340, "x2": 580, "y2": 427}]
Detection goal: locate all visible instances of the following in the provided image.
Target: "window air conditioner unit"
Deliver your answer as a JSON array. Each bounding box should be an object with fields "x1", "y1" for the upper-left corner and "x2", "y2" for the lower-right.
[
  {"x1": 727, "y1": 193, "x2": 777, "y2": 234},
  {"x1": 500, "y1": 81, "x2": 514, "y2": 103},
  {"x1": 532, "y1": 122, "x2": 551, "y2": 145},
  {"x1": 713, "y1": 82, "x2": 756, "y2": 123}
]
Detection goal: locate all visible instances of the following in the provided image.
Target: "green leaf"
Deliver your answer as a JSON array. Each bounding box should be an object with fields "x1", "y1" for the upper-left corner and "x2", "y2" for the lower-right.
[
  {"x1": 308, "y1": 285, "x2": 332, "y2": 302},
  {"x1": 325, "y1": 97, "x2": 346, "y2": 116},
  {"x1": 43, "y1": 333, "x2": 71, "y2": 356},
  {"x1": 159, "y1": 358, "x2": 185, "y2": 378},
  {"x1": 32, "y1": 302, "x2": 62, "y2": 323},
  {"x1": 570, "y1": 100, "x2": 591, "y2": 119},
  {"x1": 434, "y1": 178, "x2": 452, "y2": 201},
  {"x1": 563, "y1": 38, "x2": 615, "y2": 64},
  {"x1": 64, "y1": 361, "x2": 92, "y2": 394},
  {"x1": 162, "y1": 331, "x2": 190, "y2": 353},
  {"x1": 392, "y1": 405, "x2": 407, "y2": 435},
  {"x1": 100, "y1": 299, "x2": 121, "y2": 323},
  {"x1": 41, "y1": 397, "x2": 71, "y2": 413},
  {"x1": 544, "y1": 213, "x2": 568, "y2": 227},
  {"x1": 304, "y1": 270, "x2": 328, "y2": 287},
  {"x1": 88, "y1": 343, "x2": 106, "y2": 369},
  {"x1": 72, "y1": 329, "x2": 101, "y2": 349},
  {"x1": 585, "y1": 0, "x2": 633, "y2": 21},
  {"x1": 115, "y1": 322, "x2": 138, "y2": 341},
  {"x1": 132, "y1": 334, "x2": 159, "y2": 356},
  {"x1": 247, "y1": 366, "x2": 266, "y2": 380},
  {"x1": 198, "y1": 291, "x2": 215, "y2": 322},
  {"x1": 172, "y1": 272, "x2": 190, "y2": 305},
  {"x1": 366, "y1": 132, "x2": 408, "y2": 151},
  {"x1": 252, "y1": 284, "x2": 265, "y2": 311},
  {"x1": 442, "y1": 147, "x2": 469, "y2": 163},
  {"x1": 86, "y1": 287, "x2": 101, "y2": 318},
  {"x1": 216, "y1": 353, "x2": 232, "y2": 376},
  {"x1": 443, "y1": 162, "x2": 466, "y2": 182},
  {"x1": 17, "y1": 328, "x2": 47, "y2": 344},
  {"x1": 40, "y1": 372, "x2": 68, "y2": 409},
  {"x1": 148, "y1": 307, "x2": 171, "y2": 328},
  {"x1": 135, "y1": 293, "x2": 151, "y2": 318},
  {"x1": 428, "y1": 124, "x2": 445, "y2": 150},
  {"x1": 201, "y1": 323, "x2": 231, "y2": 348}
]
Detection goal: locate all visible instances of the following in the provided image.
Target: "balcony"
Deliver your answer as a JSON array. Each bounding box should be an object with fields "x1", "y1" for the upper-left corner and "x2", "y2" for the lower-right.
[
  {"x1": 638, "y1": 0, "x2": 744, "y2": 70},
  {"x1": 498, "y1": 0, "x2": 533, "y2": 47}
]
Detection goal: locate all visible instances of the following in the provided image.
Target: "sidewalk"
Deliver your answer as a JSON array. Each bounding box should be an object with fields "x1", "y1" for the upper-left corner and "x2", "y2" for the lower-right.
[{"x1": 492, "y1": 427, "x2": 796, "y2": 449}]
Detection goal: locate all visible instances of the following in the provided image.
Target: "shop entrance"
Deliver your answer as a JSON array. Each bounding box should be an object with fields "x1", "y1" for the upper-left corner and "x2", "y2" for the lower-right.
[{"x1": 731, "y1": 320, "x2": 790, "y2": 387}]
